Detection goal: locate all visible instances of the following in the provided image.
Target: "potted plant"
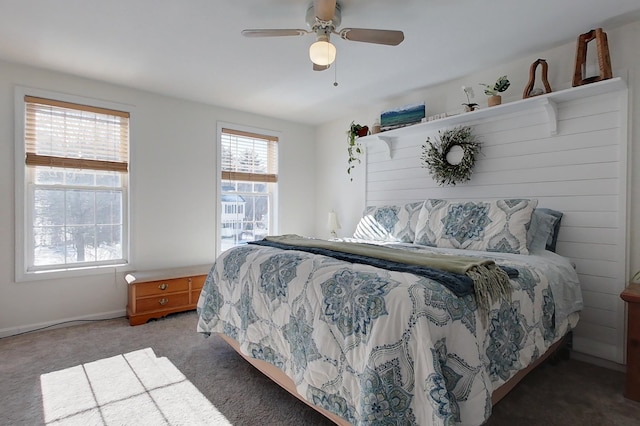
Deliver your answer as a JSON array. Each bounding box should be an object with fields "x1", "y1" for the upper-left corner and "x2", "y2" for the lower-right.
[
  {"x1": 347, "y1": 122, "x2": 368, "y2": 180},
  {"x1": 461, "y1": 86, "x2": 479, "y2": 112},
  {"x1": 480, "y1": 75, "x2": 510, "y2": 107}
]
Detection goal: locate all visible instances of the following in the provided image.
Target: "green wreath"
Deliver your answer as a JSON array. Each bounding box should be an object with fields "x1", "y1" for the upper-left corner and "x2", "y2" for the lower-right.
[{"x1": 421, "y1": 126, "x2": 480, "y2": 186}]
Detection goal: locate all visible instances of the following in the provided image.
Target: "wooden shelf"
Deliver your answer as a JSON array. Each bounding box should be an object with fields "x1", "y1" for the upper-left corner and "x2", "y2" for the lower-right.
[{"x1": 361, "y1": 77, "x2": 626, "y2": 158}]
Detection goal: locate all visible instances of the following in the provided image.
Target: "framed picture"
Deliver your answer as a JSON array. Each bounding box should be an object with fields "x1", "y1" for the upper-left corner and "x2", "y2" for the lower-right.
[{"x1": 380, "y1": 102, "x2": 426, "y2": 131}]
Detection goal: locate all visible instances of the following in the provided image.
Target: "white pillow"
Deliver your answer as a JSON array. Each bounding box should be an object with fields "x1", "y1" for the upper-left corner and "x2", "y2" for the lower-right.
[{"x1": 414, "y1": 199, "x2": 538, "y2": 254}]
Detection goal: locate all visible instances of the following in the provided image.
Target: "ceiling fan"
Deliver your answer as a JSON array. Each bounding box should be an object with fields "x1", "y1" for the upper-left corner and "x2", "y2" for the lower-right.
[{"x1": 241, "y1": 0, "x2": 404, "y2": 71}]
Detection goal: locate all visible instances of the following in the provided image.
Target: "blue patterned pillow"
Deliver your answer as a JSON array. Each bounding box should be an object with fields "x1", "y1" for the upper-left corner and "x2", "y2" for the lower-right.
[
  {"x1": 414, "y1": 199, "x2": 538, "y2": 254},
  {"x1": 353, "y1": 202, "x2": 425, "y2": 242}
]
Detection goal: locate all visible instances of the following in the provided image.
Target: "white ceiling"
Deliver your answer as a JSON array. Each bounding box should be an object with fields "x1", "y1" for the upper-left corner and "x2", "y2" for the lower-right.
[{"x1": 1, "y1": 0, "x2": 640, "y2": 125}]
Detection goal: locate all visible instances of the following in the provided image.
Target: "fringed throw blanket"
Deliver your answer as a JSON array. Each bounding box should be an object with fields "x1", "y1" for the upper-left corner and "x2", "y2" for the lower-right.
[{"x1": 250, "y1": 234, "x2": 513, "y2": 315}]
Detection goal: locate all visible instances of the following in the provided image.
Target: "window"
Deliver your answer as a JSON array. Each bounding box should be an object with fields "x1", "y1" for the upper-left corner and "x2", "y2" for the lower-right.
[
  {"x1": 20, "y1": 94, "x2": 129, "y2": 274},
  {"x1": 220, "y1": 127, "x2": 277, "y2": 252}
]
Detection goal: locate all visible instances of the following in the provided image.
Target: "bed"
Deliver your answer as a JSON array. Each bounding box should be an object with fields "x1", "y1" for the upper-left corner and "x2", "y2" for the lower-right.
[{"x1": 197, "y1": 199, "x2": 583, "y2": 425}]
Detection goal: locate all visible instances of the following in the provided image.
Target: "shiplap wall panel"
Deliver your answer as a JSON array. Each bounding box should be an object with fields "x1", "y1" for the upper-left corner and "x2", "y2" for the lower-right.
[
  {"x1": 574, "y1": 323, "x2": 619, "y2": 349},
  {"x1": 572, "y1": 258, "x2": 620, "y2": 279},
  {"x1": 562, "y1": 226, "x2": 619, "y2": 244},
  {"x1": 369, "y1": 180, "x2": 618, "y2": 201},
  {"x1": 580, "y1": 305, "x2": 620, "y2": 329},
  {"x1": 565, "y1": 242, "x2": 619, "y2": 262},
  {"x1": 481, "y1": 129, "x2": 620, "y2": 157},
  {"x1": 479, "y1": 146, "x2": 618, "y2": 171},
  {"x1": 566, "y1": 211, "x2": 619, "y2": 227},
  {"x1": 364, "y1": 86, "x2": 628, "y2": 363},
  {"x1": 582, "y1": 292, "x2": 619, "y2": 312},
  {"x1": 580, "y1": 274, "x2": 619, "y2": 289}
]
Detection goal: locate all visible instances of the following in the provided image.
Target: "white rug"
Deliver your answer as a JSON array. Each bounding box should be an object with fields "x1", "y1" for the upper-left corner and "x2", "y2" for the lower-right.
[{"x1": 40, "y1": 347, "x2": 232, "y2": 425}]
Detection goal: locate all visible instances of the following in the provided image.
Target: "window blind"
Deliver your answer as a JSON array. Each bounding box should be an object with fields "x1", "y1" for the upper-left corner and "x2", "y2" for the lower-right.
[
  {"x1": 221, "y1": 128, "x2": 278, "y2": 183},
  {"x1": 24, "y1": 95, "x2": 129, "y2": 172}
]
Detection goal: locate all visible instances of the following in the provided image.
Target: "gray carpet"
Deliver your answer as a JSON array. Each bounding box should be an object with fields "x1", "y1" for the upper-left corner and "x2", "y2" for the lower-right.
[{"x1": 1, "y1": 311, "x2": 639, "y2": 425}]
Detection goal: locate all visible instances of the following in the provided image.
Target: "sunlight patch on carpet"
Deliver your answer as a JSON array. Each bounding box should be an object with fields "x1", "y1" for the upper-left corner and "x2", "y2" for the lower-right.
[{"x1": 40, "y1": 347, "x2": 233, "y2": 425}]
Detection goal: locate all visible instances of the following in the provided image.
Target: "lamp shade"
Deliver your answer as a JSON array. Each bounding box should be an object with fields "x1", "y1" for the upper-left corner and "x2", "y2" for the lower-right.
[
  {"x1": 327, "y1": 211, "x2": 341, "y2": 233},
  {"x1": 309, "y1": 40, "x2": 336, "y2": 66}
]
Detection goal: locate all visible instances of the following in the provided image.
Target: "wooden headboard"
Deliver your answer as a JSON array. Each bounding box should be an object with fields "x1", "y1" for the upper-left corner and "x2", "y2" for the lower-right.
[{"x1": 362, "y1": 78, "x2": 629, "y2": 363}]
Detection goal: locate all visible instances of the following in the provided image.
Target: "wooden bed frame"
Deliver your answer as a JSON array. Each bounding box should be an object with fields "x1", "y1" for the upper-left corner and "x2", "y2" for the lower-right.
[{"x1": 219, "y1": 332, "x2": 570, "y2": 425}]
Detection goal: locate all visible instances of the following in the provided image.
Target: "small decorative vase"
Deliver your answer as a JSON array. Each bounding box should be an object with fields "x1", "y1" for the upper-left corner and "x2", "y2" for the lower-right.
[
  {"x1": 488, "y1": 95, "x2": 502, "y2": 107},
  {"x1": 357, "y1": 126, "x2": 369, "y2": 137}
]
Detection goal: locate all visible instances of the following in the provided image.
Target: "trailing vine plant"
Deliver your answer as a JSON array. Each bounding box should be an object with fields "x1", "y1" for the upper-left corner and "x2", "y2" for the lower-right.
[
  {"x1": 347, "y1": 121, "x2": 367, "y2": 181},
  {"x1": 421, "y1": 125, "x2": 480, "y2": 186}
]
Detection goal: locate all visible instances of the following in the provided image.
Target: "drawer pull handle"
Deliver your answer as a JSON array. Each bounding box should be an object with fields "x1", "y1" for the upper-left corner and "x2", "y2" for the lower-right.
[
  {"x1": 159, "y1": 298, "x2": 169, "y2": 305},
  {"x1": 158, "y1": 283, "x2": 168, "y2": 290}
]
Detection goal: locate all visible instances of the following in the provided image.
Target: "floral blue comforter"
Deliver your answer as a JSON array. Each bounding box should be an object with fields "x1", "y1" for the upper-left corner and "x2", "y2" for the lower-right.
[{"x1": 197, "y1": 242, "x2": 581, "y2": 425}]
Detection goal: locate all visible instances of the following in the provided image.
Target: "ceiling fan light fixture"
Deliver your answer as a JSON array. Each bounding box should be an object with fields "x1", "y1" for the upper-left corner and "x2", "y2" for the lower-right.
[
  {"x1": 309, "y1": 39, "x2": 336, "y2": 66},
  {"x1": 243, "y1": 0, "x2": 404, "y2": 70}
]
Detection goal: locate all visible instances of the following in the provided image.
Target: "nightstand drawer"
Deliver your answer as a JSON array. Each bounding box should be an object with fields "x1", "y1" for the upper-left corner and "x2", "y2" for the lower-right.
[
  {"x1": 191, "y1": 275, "x2": 206, "y2": 290},
  {"x1": 135, "y1": 277, "x2": 190, "y2": 297},
  {"x1": 191, "y1": 289, "x2": 203, "y2": 304},
  {"x1": 137, "y1": 293, "x2": 190, "y2": 312}
]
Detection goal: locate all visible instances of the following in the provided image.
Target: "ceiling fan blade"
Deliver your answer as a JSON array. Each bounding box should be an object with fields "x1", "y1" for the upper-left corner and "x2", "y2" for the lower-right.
[
  {"x1": 242, "y1": 29, "x2": 308, "y2": 37},
  {"x1": 338, "y1": 28, "x2": 405, "y2": 46},
  {"x1": 314, "y1": 0, "x2": 337, "y2": 22},
  {"x1": 313, "y1": 63, "x2": 330, "y2": 71}
]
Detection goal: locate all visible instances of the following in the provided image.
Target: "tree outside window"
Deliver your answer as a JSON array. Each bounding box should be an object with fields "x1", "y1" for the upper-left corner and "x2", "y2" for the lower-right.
[{"x1": 23, "y1": 95, "x2": 129, "y2": 271}]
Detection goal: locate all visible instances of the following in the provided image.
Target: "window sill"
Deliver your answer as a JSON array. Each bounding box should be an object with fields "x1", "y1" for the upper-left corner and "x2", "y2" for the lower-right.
[{"x1": 16, "y1": 262, "x2": 131, "y2": 283}]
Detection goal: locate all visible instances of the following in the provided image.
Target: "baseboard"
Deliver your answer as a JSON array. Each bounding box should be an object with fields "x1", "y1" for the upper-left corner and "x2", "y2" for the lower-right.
[
  {"x1": 0, "y1": 309, "x2": 126, "y2": 339},
  {"x1": 572, "y1": 350, "x2": 626, "y2": 373}
]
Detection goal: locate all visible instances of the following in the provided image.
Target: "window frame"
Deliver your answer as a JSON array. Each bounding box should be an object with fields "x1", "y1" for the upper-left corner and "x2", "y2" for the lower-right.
[
  {"x1": 14, "y1": 87, "x2": 133, "y2": 282},
  {"x1": 216, "y1": 122, "x2": 280, "y2": 255}
]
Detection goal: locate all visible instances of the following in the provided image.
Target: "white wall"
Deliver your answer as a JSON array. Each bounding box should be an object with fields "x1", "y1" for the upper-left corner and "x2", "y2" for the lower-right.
[
  {"x1": 0, "y1": 60, "x2": 316, "y2": 335},
  {"x1": 315, "y1": 19, "x2": 640, "y2": 364}
]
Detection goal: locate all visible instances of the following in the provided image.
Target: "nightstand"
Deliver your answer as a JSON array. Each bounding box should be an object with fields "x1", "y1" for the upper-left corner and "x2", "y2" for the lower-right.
[
  {"x1": 621, "y1": 282, "x2": 640, "y2": 401},
  {"x1": 126, "y1": 264, "x2": 212, "y2": 326}
]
